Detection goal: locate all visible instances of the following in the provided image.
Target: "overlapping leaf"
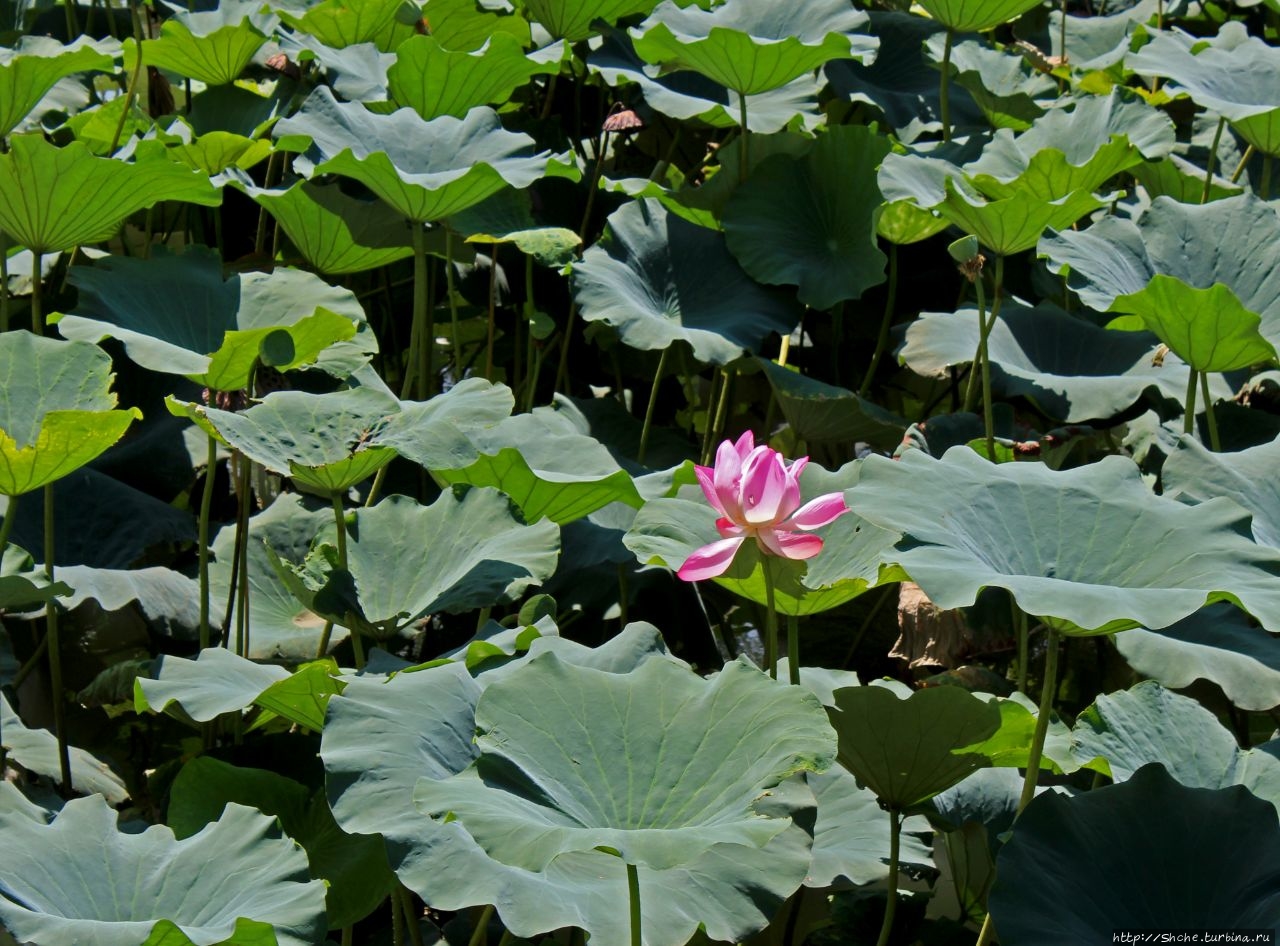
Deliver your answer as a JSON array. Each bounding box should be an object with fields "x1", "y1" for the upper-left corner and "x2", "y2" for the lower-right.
[{"x1": 0, "y1": 35, "x2": 115, "y2": 138}]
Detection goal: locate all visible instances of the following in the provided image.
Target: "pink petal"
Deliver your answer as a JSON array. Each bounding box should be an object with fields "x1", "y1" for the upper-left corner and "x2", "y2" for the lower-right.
[
  {"x1": 741, "y1": 449, "x2": 788, "y2": 525},
  {"x1": 756, "y1": 528, "x2": 824, "y2": 560},
  {"x1": 776, "y1": 456, "x2": 807, "y2": 522},
  {"x1": 695, "y1": 465, "x2": 728, "y2": 517},
  {"x1": 732, "y1": 429, "x2": 755, "y2": 460},
  {"x1": 787, "y1": 492, "x2": 851, "y2": 531},
  {"x1": 715, "y1": 517, "x2": 745, "y2": 539},
  {"x1": 712, "y1": 440, "x2": 745, "y2": 521},
  {"x1": 677, "y1": 537, "x2": 745, "y2": 581}
]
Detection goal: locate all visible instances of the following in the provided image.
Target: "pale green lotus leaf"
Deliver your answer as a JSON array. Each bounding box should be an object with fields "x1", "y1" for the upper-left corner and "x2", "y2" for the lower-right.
[
  {"x1": 1, "y1": 692, "x2": 128, "y2": 803},
  {"x1": 0, "y1": 35, "x2": 115, "y2": 139},
  {"x1": 388, "y1": 33, "x2": 558, "y2": 119},
  {"x1": 916, "y1": 0, "x2": 1044, "y2": 33},
  {"x1": 133, "y1": 0, "x2": 275, "y2": 86},
  {"x1": 278, "y1": 0, "x2": 421, "y2": 52}
]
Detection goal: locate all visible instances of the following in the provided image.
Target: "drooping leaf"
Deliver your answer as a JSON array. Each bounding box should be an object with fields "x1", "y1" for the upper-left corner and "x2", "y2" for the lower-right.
[
  {"x1": 388, "y1": 33, "x2": 558, "y2": 119},
  {"x1": 0, "y1": 546, "x2": 70, "y2": 611},
  {"x1": 0, "y1": 794, "x2": 327, "y2": 946},
  {"x1": 0, "y1": 35, "x2": 115, "y2": 139},
  {"x1": 0, "y1": 693, "x2": 128, "y2": 803},
  {"x1": 135, "y1": 647, "x2": 289, "y2": 723},
  {"x1": 132, "y1": 0, "x2": 274, "y2": 86},
  {"x1": 916, "y1": 0, "x2": 1044, "y2": 33},
  {"x1": 757, "y1": 360, "x2": 908, "y2": 449},
  {"x1": 448, "y1": 188, "x2": 581, "y2": 267},
  {"x1": 572, "y1": 198, "x2": 803, "y2": 365},
  {"x1": 845, "y1": 447, "x2": 1280, "y2": 635},
  {"x1": 928, "y1": 35, "x2": 1054, "y2": 131}
]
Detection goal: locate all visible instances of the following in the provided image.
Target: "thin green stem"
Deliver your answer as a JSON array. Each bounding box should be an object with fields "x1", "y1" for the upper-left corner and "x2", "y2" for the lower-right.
[
  {"x1": 496, "y1": 932, "x2": 514, "y2": 946},
  {"x1": 1200, "y1": 371, "x2": 1220, "y2": 452},
  {"x1": 446, "y1": 228, "x2": 462, "y2": 390},
  {"x1": 1015, "y1": 607, "x2": 1028, "y2": 694},
  {"x1": 400, "y1": 886, "x2": 426, "y2": 946},
  {"x1": 30, "y1": 252, "x2": 43, "y2": 335},
  {"x1": 0, "y1": 493, "x2": 15, "y2": 553},
  {"x1": 1017, "y1": 629, "x2": 1059, "y2": 812},
  {"x1": 0, "y1": 234, "x2": 10, "y2": 333},
  {"x1": 1183, "y1": 366, "x2": 1199, "y2": 437},
  {"x1": 874, "y1": 810, "x2": 902, "y2": 946},
  {"x1": 637, "y1": 348, "x2": 669, "y2": 466},
  {"x1": 64, "y1": 0, "x2": 79, "y2": 40},
  {"x1": 1057, "y1": 0, "x2": 1067, "y2": 93},
  {"x1": 961, "y1": 265, "x2": 989, "y2": 413},
  {"x1": 197, "y1": 432, "x2": 217, "y2": 650},
  {"x1": 235, "y1": 454, "x2": 252, "y2": 659},
  {"x1": 317, "y1": 492, "x2": 350, "y2": 660},
  {"x1": 786, "y1": 613, "x2": 799, "y2": 687},
  {"x1": 392, "y1": 888, "x2": 406, "y2": 946},
  {"x1": 627, "y1": 862, "x2": 642, "y2": 946},
  {"x1": 413, "y1": 222, "x2": 432, "y2": 400},
  {"x1": 485, "y1": 242, "x2": 498, "y2": 382},
  {"x1": 699, "y1": 369, "x2": 722, "y2": 465},
  {"x1": 763, "y1": 559, "x2": 779, "y2": 681},
  {"x1": 1230, "y1": 144, "x2": 1256, "y2": 185},
  {"x1": 44, "y1": 484, "x2": 72, "y2": 793},
  {"x1": 466, "y1": 905, "x2": 495, "y2": 946},
  {"x1": 253, "y1": 151, "x2": 283, "y2": 255},
  {"x1": 1261, "y1": 154, "x2": 1273, "y2": 200},
  {"x1": 341, "y1": 927, "x2": 353, "y2": 946},
  {"x1": 111, "y1": 2, "x2": 145, "y2": 154},
  {"x1": 940, "y1": 29, "x2": 955, "y2": 143},
  {"x1": 1202, "y1": 117, "x2": 1226, "y2": 204},
  {"x1": 860, "y1": 243, "x2": 898, "y2": 398},
  {"x1": 553, "y1": 301, "x2": 578, "y2": 397},
  {"x1": 708, "y1": 366, "x2": 733, "y2": 458},
  {"x1": 737, "y1": 95, "x2": 749, "y2": 182}
]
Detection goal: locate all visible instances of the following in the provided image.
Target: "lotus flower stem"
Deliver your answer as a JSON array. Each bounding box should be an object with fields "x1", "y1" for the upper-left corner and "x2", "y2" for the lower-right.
[
  {"x1": 1199, "y1": 372, "x2": 1221, "y2": 452},
  {"x1": 1202, "y1": 117, "x2": 1226, "y2": 204},
  {"x1": 707, "y1": 368, "x2": 733, "y2": 463},
  {"x1": 1229, "y1": 144, "x2": 1255, "y2": 184},
  {"x1": 465, "y1": 905, "x2": 494, "y2": 946},
  {"x1": 197, "y1": 432, "x2": 217, "y2": 650},
  {"x1": 860, "y1": 243, "x2": 898, "y2": 397},
  {"x1": 627, "y1": 862, "x2": 642, "y2": 946},
  {"x1": 763, "y1": 560, "x2": 779, "y2": 680},
  {"x1": 40, "y1": 484, "x2": 72, "y2": 794},
  {"x1": 738, "y1": 96, "x2": 750, "y2": 182},
  {"x1": 415, "y1": 224, "x2": 434, "y2": 399},
  {"x1": 786, "y1": 613, "x2": 800, "y2": 687},
  {"x1": 699, "y1": 371, "x2": 722, "y2": 465},
  {"x1": 940, "y1": 30, "x2": 955, "y2": 143},
  {"x1": 874, "y1": 810, "x2": 902, "y2": 946},
  {"x1": 1182, "y1": 367, "x2": 1199, "y2": 437},
  {"x1": 638, "y1": 348, "x2": 669, "y2": 465}
]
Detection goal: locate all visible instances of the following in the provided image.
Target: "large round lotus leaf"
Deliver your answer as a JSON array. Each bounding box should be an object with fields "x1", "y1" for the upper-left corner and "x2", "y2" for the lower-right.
[
  {"x1": 269, "y1": 490, "x2": 560, "y2": 640},
  {"x1": 0, "y1": 136, "x2": 219, "y2": 255},
  {"x1": 0, "y1": 331, "x2": 140, "y2": 497},
  {"x1": 1128, "y1": 22, "x2": 1280, "y2": 155},
  {"x1": 274, "y1": 87, "x2": 578, "y2": 223},
  {"x1": 136, "y1": 647, "x2": 288, "y2": 723},
  {"x1": 0, "y1": 794, "x2": 326, "y2": 946},
  {"x1": 1039, "y1": 194, "x2": 1280, "y2": 354},
  {"x1": 828, "y1": 684, "x2": 1003, "y2": 810},
  {"x1": 131, "y1": 0, "x2": 273, "y2": 86},
  {"x1": 572, "y1": 198, "x2": 803, "y2": 365},
  {"x1": 846, "y1": 448, "x2": 1280, "y2": 636},
  {"x1": 1071, "y1": 681, "x2": 1280, "y2": 809},
  {"x1": 518, "y1": 0, "x2": 655, "y2": 41},
  {"x1": 370, "y1": 377, "x2": 518, "y2": 469},
  {"x1": 418, "y1": 0, "x2": 532, "y2": 51},
  {"x1": 916, "y1": 0, "x2": 1043, "y2": 32},
  {"x1": 630, "y1": 0, "x2": 877, "y2": 97},
  {"x1": 1017, "y1": 0, "x2": 1156, "y2": 72},
  {"x1": 927, "y1": 35, "x2": 1053, "y2": 132},
  {"x1": 277, "y1": 0, "x2": 420, "y2": 52},
  {"x1": 53, "y1": 246, "x2": 367, "y2": 390},
  {"x1": 414, "y1": 654, "x2": 833, "y2": 870},
  {"x1": 151, "y1": 119, "x2": 273, "y2": 176},
  {"x1": 188, "y1": 388, "x2": 401, "y2": 495},
  {"x1": 388, "y1": 34, "x2": 558, "y2": 119},
  {"x1": 0, "y1": 36, "x2": 115, "y2": 139},
  {"x1": 722, "y1": 125, "x2": 890, "y2": 310},
  {"x1": 898, "y1": 299, "x2": 1217, "y2": 423},
  {"x1": 757, "y1": 359, "x2": 908, "y2": 449},
  {"x1": 1, "y1": 692, "x2": 128, "y2": 803},
  {"x1": 1164, "y1": 433, "x2": 1280, "y2": 548},
  {"x1": 1112, "y1": 603, "x2": 1280, "y2": 712},
  {"x1": 987, "y1": 764, "x2": 1280, "y2": 944}
]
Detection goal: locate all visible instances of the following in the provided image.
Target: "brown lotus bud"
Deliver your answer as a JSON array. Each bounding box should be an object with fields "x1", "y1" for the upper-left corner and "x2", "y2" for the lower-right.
[{"x1": 265, "y1": 52, "x2": 301, "y2": 80}]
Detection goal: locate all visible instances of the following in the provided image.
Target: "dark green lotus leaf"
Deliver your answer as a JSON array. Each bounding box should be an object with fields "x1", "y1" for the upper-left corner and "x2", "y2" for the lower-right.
[
  {"x1": 189, "y1": 388, "x2": 401, "y2": 495},
  {"x1": 847, "y1": 448, "x2": 1280, "y2": 635},
  {"x1": 278, "y1": 0, "x2": 421, "y2": 52},
  {"x1": 758, "y1": 359, "x2": 908, "y2": 449},
  {"x1": 132, "y1": 0, "x2": 273, "y2": 86},
  {"x1": 1071, "y1": 681, "x2": 1280, "y2": 808},
  {"x1": 927, "y1": 35, "x2": 1054, "y2": 131},
  {"x1": 917, "y1": 0, "x2": 1044, "y2": 33},
  {"x1": 371, "y1": 377, "x2": 519, "y2": 470},
  {"x1": 211, "y1": 493, "x2": 347, "y2": 661},
  {"x1": 415, "y1": 654, "x2": 833, "y2": 870},
  {"x1": 589, "y1": 29, "x2": 823, "y2": 134},
  {"x1": 1165, "y1": 433, "x2": 1280, "y2": 548},
  {"x1": 448, "y1": 188, "x2": 581, "y2": 267},
  {"x1": 829, "y1": 683, "x2": 1003, "y2": 810},
  {"x1": 630, "y1": 0, "x2": 877, "y2": 96},
  {"x1": 0, "y1": 546, "x2": 70, "y2": 611},
  {"x1": 0, "y1": 332, "x2": 140, "y2": 497},
  {"x1": 1130, "y1": 153, "x2": 1244, "y2": 204},
  {"x1": 277, "y1": 29, "x2": 393, "y2": 100},
  {"x1": 0, "y1": 136, "x2": 219, "y2": 255},
  {"x1": 55, "y1": 246, "x2": 367, "y2": 391},
  {"x1": 136, "y1": 647, "x2": 289, "y2": 723},
  {"x1": 0, "y1": 793, "x2": 326, "y2": 946},
  {"x1": 1112, "y1": 603, "x2": 1280, "y2": 712},
  {"x1": 987, "y1": 765, "x2": 1280, "y2": 944},
  {"x1": 29, "y1": 566, "x2": 215, "y2": 640},
  {"x1": 898, "y1": 299, "x2": 1212, "y2": 423},
  {"x1": 516, "y1": 0, "x2": 654, "y2": 41},
  {"x1": 573, "y1": 198, "x2": 802, "y2": 364},
  {"x1": 151, "y1": 116, "x2": 272, "y2": 176},
  {"x1": 271, "y1": 490, "x2": 560, "y2": 640},
  {"x1": 421, "y1": 0, "x2": 532, "y2": 51},
  {"x1": 1039, "y1": 194, "x2": 1280, "y2": 354},
  {"x1": 1128, "y1": 22, "x2": 1280, "y2": 155},
  {"x1": 722, "y1": 125, "x2": 889, "y2": 309},
  {"x1": 388, "y1": 33, "x2": 557, "y2": 119},
  {"x1": 0, "y1": 35, "x2": 115, "y2": 139},
  {"x1": 1, "y1": 692, "x2": 128, "y2": 802},
  {"x1": 169, "y1": 757, "x2": 393, "y2": 929},
  {"x1": 275, "y1": 87, "x2": 579, "y2": 223}
]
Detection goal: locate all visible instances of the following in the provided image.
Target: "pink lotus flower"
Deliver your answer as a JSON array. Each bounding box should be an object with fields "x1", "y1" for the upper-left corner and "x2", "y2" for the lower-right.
[{"x1": 677, "y1": 432, "x2": 851, "y2": 582}]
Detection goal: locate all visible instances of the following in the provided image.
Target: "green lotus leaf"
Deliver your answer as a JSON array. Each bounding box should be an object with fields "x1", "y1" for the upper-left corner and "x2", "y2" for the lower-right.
[
  {"x1": 630, "y1": 0, "x2": 877, "y2": 97},
  {"x1": 987, "y1": 765, "x2": 1280, "y2": 943},
  {"x1": 589, "y1": 29, "x2": 823, "y2": 134},
  {"x1": 1130, "y1": 152, "x2": 1244, "y2": 204},
  {"x1": 572, "y1": 198, "x2": 803, "y2": 364},
  {"x1": 0, "y1": 794, "x2": 327, "y2": 946},
  {"x1": 0, "y1": 35, "x2": 115, "y2": 139},
  {"x1": 131, "y1": 0, "x2": 273, "y2": 86},
  {"x1": 270, "y1": 489, "x2": 560, "y2": 640},
  {"x1": 277, "y1": 0, "x2": 421, "y2": 52},
  {"x1": 1165, "y1": 433, "x2": 1280, "y2": 548},
  {"x1": 448, "y1": 188, "x2": 581, "y2": 267},
  {"x1": 421, "y1": 0, "x2": 532, "y2": 51},
  {"x1": 415, "y1": 653, "x2": 832, "y2": 870},
  {"x1": 0, "y1": 332, "x2": 140, "y2": 497},
  {"x1": 0, "y1": 136, "x2": 219, "y2": 255},
  {"x1": 898, "y1": 298, "x2": 1217, "y2": 423},
  {"x1": 0, "y1": 546, "x2": 70, "y2": 611},
  {"x1": 1, "y1": 692, "x2": 128, "y2": 803},
  {"x1": 758, "y1": 360, "x2": 908, "y2": 449},
  {"x1": 847, "y1": 448, "x2": 1280, "y2": 635},
  {"x1": 828, "y1": 684, "x2": 1003, "y2": 810},
  {"x1": 1072, "y1": 681, "x2": 1280, "y2": 808},
  {"x1": 135, "y1": 647, "x2": 289, "y2": 723},
  {"x1": 722, "y1": 125, "x2": 890, "y2": 309},
  {"x1": 152, "y1": 116, "x2": 273, "y2": 175},
  {"x1": 169, "y1": 757, "x2": 393, "y2": 929},
  {"x1": 277, "y1": 29, "x2": 393, "y2": 99},
  {"x1": 916, "y1": 0, "x2": 1044, "y2": 33},
  {"x1": 927, "y1": 35, "x2": 1054, "y2": 131},
  {"x1": 1017, "y1": 0, "x2": 1158, "y2": 72},
  {"x1": 189, "y1": 388, "x2": 401, "y2": 495},
  {"x1": 54, "y1": 246, "x2": 367, "y2": 390},
  {"x1": 370, "y1": 377, "x2": 519, "y2": 469},
  {"x1": 274, "y1": 87, "x2": 579, "y2": 223},
  {"x1": 28, "y1": 566, "x2": 215, "y2": 640},
  {"x1": 388, "y1": 33, "x2": 558, "y2": 119},
  {"x1": 1128, "y1": 22, "x2": 1280, "y2": 155},
  {"x1": 516, "y1": 0, "x2": 655, "y2": 41},
  {"x1": 1039, "y1": 194, "x2": 1280, "y2": 354},
  {"x1": 1112, "y1": 603, "x2": 1280, "y2": 713}
]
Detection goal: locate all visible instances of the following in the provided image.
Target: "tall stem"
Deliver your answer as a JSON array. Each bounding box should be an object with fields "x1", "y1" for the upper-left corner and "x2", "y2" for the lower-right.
[
  {"x1": 466, "y1": 905, "x2": 495, "y2": 946},
  {"x1": 708, "y1": 366, "x2": 733, "y2": 458},
  {"x1": 699, "y1": 369, "x2": 722, "y2": 465},
  {"x1": 1182, "y1": 366, "x2": 1199, "y2": 436},
  {"x1": 737, "y1": 95, "x2": 750, "y2": 182},
  {"x1": 874, "y1": 810, "x2": 902, "y2": 946},
  {"x1": 553, "y1": 301, "x2": 578, "y2": 397},
  {"x1": 1015, "y1": 607, "x2": 1028, "y2": 694},
  {"x1": 1200, "y1": 372, "x2": 1221, "y2": 452},
  {"x1": 30, "y1": 252, "x2": 43, "y2": 335},
  {"x1": 44, "y1": 484, "x2": 72, "y2": 793},
  {"x1": 627, "y1": 862, "x2": 642, "y2": 946},
  {"x1": 197, "y1": 432, "x2": 217, "y2": 650},
  {"x1": 762, "y1": 558, "x2": 779, "y2": 681},
  {"x1": 786, "y1": 613, "x2": 799, "y2": 687},
  {"x1": 637, "y1": 348, "x2": 669, "y2": 466},
  {"x1": 0, "y1": 234, "x2": 10, "y2": 333},
  {"x1": 413, "y1": 223, "x2": 432, "y2": 400},
  {"x1": 1261, "y1": 155, "x2": 1273, "y2": 200},
  {"x1": 1202, "y1": 117, "x2": 1226, "y2": 204},
  {"x1": 859, "y1": 243, "x2": 898, "y2": 398},
  {"x1": 0, "y1": 493, "x2": 16, "y2": 554},
  {"x1": 1230, "y1": 144, "x2": 1256, "y2": 185},
  {"x1": 485, "y1": 242, "x2": 498, "y2": 381},
  {"x1": 445, "y1": 228, "x2": 462, "y2": 389},
  {"x1": 235, "y1": 454, "x2": 252, "y2": 659},
  {"x1": 962, "y1": 262, "x2": 989, "y2": 413},
  {"x1": 940, "y1": 29, "x2": 955, "y2": 143}
]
